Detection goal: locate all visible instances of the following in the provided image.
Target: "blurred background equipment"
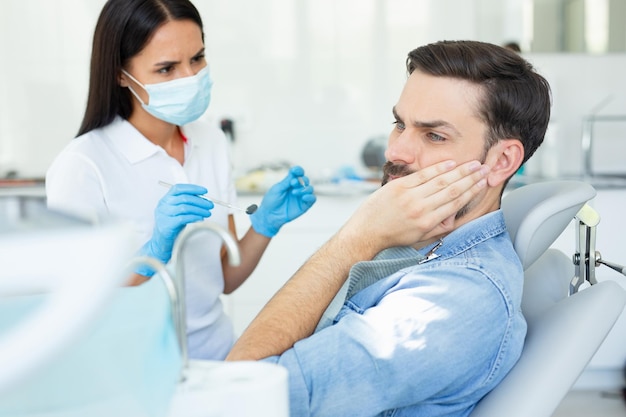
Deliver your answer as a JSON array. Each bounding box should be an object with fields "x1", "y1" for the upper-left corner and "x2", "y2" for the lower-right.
[
  {"x1": 361, "y1": 135, "x2": 387, "y2": 176},
  {"x1": 0, "y1": 193, "x2": 182, "y2": 417}
]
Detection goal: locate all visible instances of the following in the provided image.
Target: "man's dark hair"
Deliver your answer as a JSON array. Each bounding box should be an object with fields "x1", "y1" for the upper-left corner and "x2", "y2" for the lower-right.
[{"x1": 406, "y1": 40, "x2": 551, "y2": 166}]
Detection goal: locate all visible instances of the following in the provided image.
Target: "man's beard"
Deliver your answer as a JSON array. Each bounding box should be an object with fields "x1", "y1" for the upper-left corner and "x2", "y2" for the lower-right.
[
  {"x1": 381, "y1": 161, "x2": 474, "y2": 220},
  {"x1": 381, "y1": 161, "x2": 412, "y2": 186}
]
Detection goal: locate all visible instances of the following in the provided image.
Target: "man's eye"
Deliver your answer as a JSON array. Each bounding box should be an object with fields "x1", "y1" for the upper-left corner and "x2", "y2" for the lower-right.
[
  {"x1": 427, "y1": 132, "x2": 446, "y2": 142},
  {"x1": 157, "y1": 66, "x2": 173, "y2": 74},
  {"x1": 392, "y1": 121, "x2": 405, "y2": 131}
]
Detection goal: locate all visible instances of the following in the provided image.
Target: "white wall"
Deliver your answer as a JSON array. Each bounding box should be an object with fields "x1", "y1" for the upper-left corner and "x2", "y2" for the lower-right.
[
  {"x1": 0, "y1": 1, "x2": 102, "y2": 177},
  {"x1": 2, "y1": 2, "x2": 626, "y2": 179},
  {"x1": 1, "y1": 0, "x2": 538, "y2": 180},
  {"x1": 523, "y1": 53, "x2": 626, "y2": 178}
]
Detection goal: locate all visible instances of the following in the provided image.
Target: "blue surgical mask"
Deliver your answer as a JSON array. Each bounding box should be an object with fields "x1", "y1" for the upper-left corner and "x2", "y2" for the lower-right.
[{"x1": 122, "y1": 66, "x2": 213, "y2": 126}]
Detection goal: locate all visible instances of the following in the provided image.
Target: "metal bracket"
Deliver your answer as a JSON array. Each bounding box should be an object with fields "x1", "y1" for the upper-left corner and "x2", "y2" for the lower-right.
[
  {"x1": 570, "y1": 203, "x2": 600, "y2": 294},
  {"x1": 570, "y1": 203, "x2": 626, "y2": 294}
]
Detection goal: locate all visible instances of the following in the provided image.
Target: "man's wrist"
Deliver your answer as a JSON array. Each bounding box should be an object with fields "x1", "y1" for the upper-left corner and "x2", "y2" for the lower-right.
[{"x1": 334, "y1": 223, "x2": 381, "y2": 261}]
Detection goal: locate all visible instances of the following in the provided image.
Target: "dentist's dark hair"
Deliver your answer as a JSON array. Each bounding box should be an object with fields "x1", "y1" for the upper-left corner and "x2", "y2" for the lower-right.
[
  {"x1": 77, "y1": 0, "x2": 204, "y2": 137},
  {"x1": 406, "y1": 40, "x2": 551, "y2": 167}
]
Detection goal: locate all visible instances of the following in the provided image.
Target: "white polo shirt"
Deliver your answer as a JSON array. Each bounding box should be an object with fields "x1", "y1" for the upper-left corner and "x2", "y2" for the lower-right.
[{"x1": 46, "y1": 116, "x2": 237, "y2": 360}]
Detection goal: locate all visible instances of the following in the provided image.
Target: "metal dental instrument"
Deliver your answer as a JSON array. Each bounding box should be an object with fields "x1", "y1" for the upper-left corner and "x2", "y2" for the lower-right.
[{"x1": 158, "y1": 180, "x2": 258, "y2": 215}]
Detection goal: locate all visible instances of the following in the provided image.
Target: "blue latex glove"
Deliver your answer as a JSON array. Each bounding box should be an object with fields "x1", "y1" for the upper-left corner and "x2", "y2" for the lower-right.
[
  {"x1": 136, "y1": 184, "x2": 214, "y2": 277},
  {"x1": 250, "y1": 166, "x2": 316, "y2": 238}
]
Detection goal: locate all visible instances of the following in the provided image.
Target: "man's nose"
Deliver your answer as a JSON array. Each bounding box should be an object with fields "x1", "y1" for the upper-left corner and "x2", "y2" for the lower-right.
[{"x1": 384, "y1": 132, "x2": 417, "y2": 165}]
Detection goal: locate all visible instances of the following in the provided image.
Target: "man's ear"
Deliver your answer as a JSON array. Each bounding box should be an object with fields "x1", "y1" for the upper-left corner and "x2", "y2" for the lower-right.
[{"x1": 485, "y1": 139, "x2": 524, "y2": 187}]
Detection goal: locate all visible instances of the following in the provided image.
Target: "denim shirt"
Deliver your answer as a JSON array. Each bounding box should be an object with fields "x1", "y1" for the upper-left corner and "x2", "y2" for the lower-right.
[{"x1": 262, "y1": 210, "x2": 527, "y2": 417}]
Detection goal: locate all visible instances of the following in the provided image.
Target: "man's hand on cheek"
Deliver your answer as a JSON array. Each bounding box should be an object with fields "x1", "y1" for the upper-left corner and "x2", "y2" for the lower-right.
[{"x1": 343, "y1": 159, "x2": 489, "y2": 252}]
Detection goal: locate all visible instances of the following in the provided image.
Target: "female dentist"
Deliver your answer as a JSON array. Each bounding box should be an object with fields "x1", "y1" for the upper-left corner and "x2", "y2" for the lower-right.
[{"x1": 45, "y1": 0, "x2": 316, "y2": 360}]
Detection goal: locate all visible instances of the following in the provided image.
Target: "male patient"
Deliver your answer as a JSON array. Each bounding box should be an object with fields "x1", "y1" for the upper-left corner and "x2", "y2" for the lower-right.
[{"x1": 227, "y1": 40, "x2": 551, "y2": 417}]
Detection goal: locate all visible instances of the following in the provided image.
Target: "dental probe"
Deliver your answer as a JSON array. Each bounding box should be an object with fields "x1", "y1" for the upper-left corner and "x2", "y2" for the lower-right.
[{"x1": 158, "y1": 180, "x2": 258, "y2": 215}]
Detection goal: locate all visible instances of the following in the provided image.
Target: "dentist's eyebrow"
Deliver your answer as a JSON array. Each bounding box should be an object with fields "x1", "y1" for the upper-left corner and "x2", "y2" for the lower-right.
[
  {"x1": 153, "y1": 47, "x2": 205, "y2": 68},
  {"x1": 392, "y1": 106, "x2": 462, "y2": 137},
  {"x1": 192, "y1": 47, "x2": 206, "y2": 59}
]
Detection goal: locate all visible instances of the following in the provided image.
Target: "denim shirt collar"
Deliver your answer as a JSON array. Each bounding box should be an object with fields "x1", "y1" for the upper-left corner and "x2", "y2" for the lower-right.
[
  {"x1": 436, "y1": 209, "x2": 508, "y2": 260},
  {"x1": 376, "y1": 210, "x2": 508, "y2": 263},
  {"x1": 346, "y1": 210, "x2": 508, "y2": 299}
]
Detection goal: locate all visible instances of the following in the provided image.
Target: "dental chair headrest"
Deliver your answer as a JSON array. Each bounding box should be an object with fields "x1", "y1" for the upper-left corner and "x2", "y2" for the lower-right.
[{"x1": 502, "y1": 180, "x2": 596, "y2": 270}]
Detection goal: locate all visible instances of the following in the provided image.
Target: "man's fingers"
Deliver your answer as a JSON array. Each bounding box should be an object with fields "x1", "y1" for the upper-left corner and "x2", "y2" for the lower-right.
[
  {"x1": 351, "y1": 158, "x2": 491, "y2": 249},
  {"x1": 399, "y1": 160, "x2": 485, "y2": 197},
  {"x1": 439, "y1": 213, "x2": 456, "y2": 231},
  {"x1": 428, "y1": 163, "x2": 490, "y2": 207},
  {"x1": 397, "y1": 160, "x2": 489, "y2": 206},
  {"x1": 399, "y1": 160, "x2": 457, "y2": 188},
  {"x1": 429, "y1": 173, "x2": 489, "y2": 227},
  {"x1": 400, "y1": 162, "x2": 489, "y2": 236}
]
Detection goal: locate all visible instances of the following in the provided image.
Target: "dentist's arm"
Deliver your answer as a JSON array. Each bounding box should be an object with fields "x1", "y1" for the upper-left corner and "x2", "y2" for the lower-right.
[{"x1": 226, "y1": 160, "x2": 489, "y2": 361}]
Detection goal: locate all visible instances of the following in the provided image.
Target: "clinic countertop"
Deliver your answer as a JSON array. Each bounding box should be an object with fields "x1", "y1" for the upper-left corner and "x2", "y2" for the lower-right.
[{"x1": 0, "y1": 179, "x2": 46, "y2": 197}]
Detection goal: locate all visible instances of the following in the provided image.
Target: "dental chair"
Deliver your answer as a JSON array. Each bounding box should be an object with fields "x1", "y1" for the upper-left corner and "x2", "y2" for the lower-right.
[{"x1": 471, "y1": 180, "x2": 626, "y2": 417}]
